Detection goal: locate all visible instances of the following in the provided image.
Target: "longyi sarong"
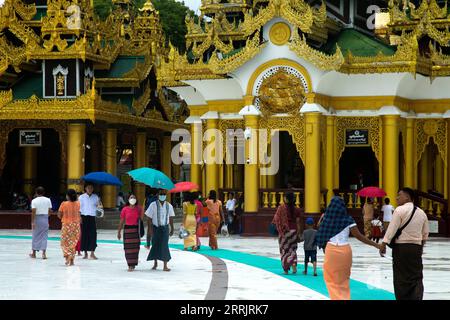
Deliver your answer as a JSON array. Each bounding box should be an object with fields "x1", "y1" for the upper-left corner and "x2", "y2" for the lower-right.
[
  {"x1": 123, "y1": 225, "x2": 140, "y2": 267},
  {"x1": 147, "y1": 225, "x2": 171, "y2": 262},
  {"x1": 61, "y1": 222, "x2": 81, "y2": 259},
  {"x1": 184, "y1": 212, "x2": 197, "y2": 249},
  {"x1": 323, "y1": 243, "x2": 352, "y2": 300},
  {"x1": 32, "y1": 215, "x2": 49, "y2": 251},
  {"x1": 392, "y1": 244, "x2": 424, "y2": 300},
  {"x1": 278, "y1": 229, "x2": 298, "y2": 272},
  {"x1": 208, "y1": 215, "x2": 220, "y2": 249},
  {"x1": 80, "y1": 215, "x2": 97, "y2": 252}
]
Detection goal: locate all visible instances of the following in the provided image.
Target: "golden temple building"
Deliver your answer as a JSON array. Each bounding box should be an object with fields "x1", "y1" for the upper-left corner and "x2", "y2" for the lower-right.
[
  {"x1": 0, "y1": 0, "x2": 188, "y2": 211},
  {"x1": 158, "y1": 0, "x2": 450, "y2": 236},
  {"x1": 1, "y1": 0, "x2": 450, "y2": 237}
]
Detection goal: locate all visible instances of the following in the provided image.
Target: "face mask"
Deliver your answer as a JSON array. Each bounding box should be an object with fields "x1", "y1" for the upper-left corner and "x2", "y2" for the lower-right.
[
  {"x1": 159, "y1": 195, "x2": 167, "y2": 201},
  {"x1": 129, "y1": 198, "x2": 137, "y2": 205}
]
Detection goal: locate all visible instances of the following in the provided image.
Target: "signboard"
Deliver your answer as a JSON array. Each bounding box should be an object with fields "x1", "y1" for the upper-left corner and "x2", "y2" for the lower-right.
[
  {"x1": 346, "y1": 129, "x2": 369, "y2": 146},
  {"x1": 429, "y1": 220, "x2": 439, "y2": 234},
  {"x1": 19, "y1": 130, "x2": 42, "y2": 147}
]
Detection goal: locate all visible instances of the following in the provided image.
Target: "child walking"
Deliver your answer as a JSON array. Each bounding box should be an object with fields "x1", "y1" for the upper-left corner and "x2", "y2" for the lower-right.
[
  {"x1": 370, "y1": 214, "x2": 383, "y2": 243},
  {"x1": 301, "y1": 217, "x2": 318, "y2": 276}
]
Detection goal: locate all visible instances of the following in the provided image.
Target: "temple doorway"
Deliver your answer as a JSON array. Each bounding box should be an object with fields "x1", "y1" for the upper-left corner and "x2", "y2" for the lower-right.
[
  {"x1": 0, "y1": 128, "x2": 62, "y2": 209},
  {"x1": 277, "y1": 131, "x2": 304, "y2": 188},
  {"x1": 339, "y1": 147, "x2": 379, "y2": 190}
]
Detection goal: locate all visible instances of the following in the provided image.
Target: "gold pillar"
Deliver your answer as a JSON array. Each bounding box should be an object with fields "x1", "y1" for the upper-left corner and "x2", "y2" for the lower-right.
[
  {"x1": 205, "y1": 118, "x2": 219, "y2": 194},
  {"x1": 23, "y1": 147, "x2": 37, "y2": 196},
  {"x1": 325, "y1": 116, "x2": 336, "y2": 205},
  {"x1": 419, "y1": 148, "x2": 428, "y2": 192},
  {"x1": 102, "y1": 128, "x2": 117, "y2": 209},
  {"x1": 304, "y1": 112, "x2": 321, "y2": 214},
  {"x1": 447, "y1": 119, "x2": 450, "y2": 217},
  {"x1": 67, "y1": 123, "x2": 86, "y2": 192},
  {"x1": 226, "y1": 164, "x2": 234, "y2": 188},
  {"x1": 405, "y1": 118, "x2": 415, "y2": 188},
  {"x1": 382, "y1": 115, "x2": 400, "y2": 206},
  {"x1": 435, "y1": 153, "x2": 444, "y2": 194},
  {"x1": 244, "y1": 115, "x2": 259, "y2": 213},
  {"x1": 135, "y1": 132, "x2": 146, "y2": 204},
  {"x1": 190, "y1": 122, "x2": 202, "y2": 190}
]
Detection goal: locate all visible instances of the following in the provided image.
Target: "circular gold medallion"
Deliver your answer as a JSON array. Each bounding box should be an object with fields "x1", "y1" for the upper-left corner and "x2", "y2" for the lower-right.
[{"x1": 269, "y1": 22, "x2": 291, "y2": 46}]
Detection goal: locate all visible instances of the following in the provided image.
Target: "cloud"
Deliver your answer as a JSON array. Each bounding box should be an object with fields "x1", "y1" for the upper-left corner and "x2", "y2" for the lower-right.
[{"x1": 176, "y1": 0, "x2": 201, "y2": 14}]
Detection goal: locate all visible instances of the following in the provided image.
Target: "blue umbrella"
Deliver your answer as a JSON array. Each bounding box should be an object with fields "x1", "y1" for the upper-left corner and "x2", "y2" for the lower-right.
[
  {"x1": 127, "y1": 167, "x2": 175, "y2": 190},
  {"x1": 81, "y1": 172, "x2": 123, "y2": 186}
]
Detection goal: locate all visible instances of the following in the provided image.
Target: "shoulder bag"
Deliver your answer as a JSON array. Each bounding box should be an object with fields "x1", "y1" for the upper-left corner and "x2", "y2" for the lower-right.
[{"x1": 387, "y1": 206, "x2": 417, "y2": 249}]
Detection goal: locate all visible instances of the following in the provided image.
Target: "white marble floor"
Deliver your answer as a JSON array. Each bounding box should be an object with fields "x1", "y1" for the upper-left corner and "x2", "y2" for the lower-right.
[{"x1": 0, "y1": 229, "x2": 449, "y2": 300}]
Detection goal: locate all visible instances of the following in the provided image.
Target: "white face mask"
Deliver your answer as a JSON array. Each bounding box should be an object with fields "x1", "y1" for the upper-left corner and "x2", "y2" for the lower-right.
[
  {"x1": 129, "y1": 198, "x2": 137, "y2": 205},
  {"x1": 158, "y1": 195, "x2": 167, "y2": 202}
]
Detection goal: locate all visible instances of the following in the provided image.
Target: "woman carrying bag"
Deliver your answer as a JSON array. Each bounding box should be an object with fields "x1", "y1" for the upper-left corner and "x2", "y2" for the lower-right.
[{"x1": 117, "y1": 194, "x2": 144, "y2": 272}]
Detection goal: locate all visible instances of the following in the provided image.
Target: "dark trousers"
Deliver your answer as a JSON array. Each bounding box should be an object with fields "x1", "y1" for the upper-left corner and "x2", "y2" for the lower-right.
[
  {"x1": 392, "y1": 243, "x2": 424, "y2": 300},
  {"x1": 80, "y1": 215, "x2": 97, "y2": 252}
]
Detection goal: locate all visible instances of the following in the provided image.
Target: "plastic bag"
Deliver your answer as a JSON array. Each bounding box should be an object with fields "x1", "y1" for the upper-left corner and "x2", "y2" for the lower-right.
[
  {"x1": 221, "y1": 224, "x2": 229, "y2": 236},
  {"x1": 178, "y1": 226, "x2": 190, "y2": 239}
]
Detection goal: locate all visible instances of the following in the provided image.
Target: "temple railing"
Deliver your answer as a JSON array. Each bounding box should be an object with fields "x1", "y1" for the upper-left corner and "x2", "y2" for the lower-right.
[
  {"x1": 415, "y1": 190, "x2": 448, "y2": 220},
  {"x1": 332, "y1": 189, "x2": 384, "y2": 210}
]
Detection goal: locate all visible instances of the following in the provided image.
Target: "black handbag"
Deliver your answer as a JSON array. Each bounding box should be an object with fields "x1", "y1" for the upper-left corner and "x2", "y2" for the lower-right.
[
  {"x1": 387, "y1": 206, "x2": 417, "y2": 248},
  {"x1": 138, "y1": 218, "x2": 145, "y2": 238}
]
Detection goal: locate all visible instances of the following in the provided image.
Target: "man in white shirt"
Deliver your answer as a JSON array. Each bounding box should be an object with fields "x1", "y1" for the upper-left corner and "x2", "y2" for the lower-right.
[
  {"x1": 145, "y1": 189, "x2": 175, "y2": 271},
  {"x1": 225, "y1": 193, "x2": 236, "y2": 234},
  {"x1": 79, "y1": 183, "x2": 102, "y2": 260},
  {"x1": 381, "y1": 197, "x2": 395, "y2": 231},
  {"x1": 30, "y1": 187, "x2": 52, "y2": 259}
]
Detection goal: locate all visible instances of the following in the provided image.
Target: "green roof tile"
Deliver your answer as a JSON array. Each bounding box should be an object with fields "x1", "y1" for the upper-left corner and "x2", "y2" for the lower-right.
[
  {"x1": 321, "y1": 28, "x2": 396, "y2": 57},
  {"x1": 95, "y1": 56, "x2": 145, "y2": 78},
  {"x1": 13, "y1": 73, "x2": 42, "y2": 99}
]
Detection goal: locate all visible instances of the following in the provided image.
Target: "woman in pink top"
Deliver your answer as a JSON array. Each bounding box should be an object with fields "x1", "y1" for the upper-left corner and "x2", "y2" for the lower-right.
[
  {"x1": 117, "y1": 194, "x2": 144, "y2": 271},
  {"x1": 205, "y1": 190, "x2": 224, "y2": 250}
]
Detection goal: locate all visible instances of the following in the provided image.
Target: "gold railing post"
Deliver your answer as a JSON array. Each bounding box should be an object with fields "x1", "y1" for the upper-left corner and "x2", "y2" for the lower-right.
[
  {"x1": 347, "y1": 193, "x2": 353, "y2": 208},
  {"x1": 279, "y1": 192, "x2": 285, "y2": 206},
  {"x1": 356, "y1": 195, "x2": 361, "y2": 208},
  {"x1": 263, "y1": 192, "x2": 269, "y2": 208},
  {"x1": 427, "y1": 199, "x2": 433, "y2": 215},
  {"x1": 294, "y1": 192, "x2": 300, "y2": 208},
  {"x1": 320, "y1": 194, "x2": 325, "y2": 210},
  {"x1": 436, "y1": 202, "x2": 442, "y2": 219},
  {"x1": 270, "y1": 192, "x2": 277, "y2": 208},
  {"x1": 224, "y1": 192, "x2": 229, "y2": 202},
  {"x1": 339, "y1": 192, "x2": 345, "y2": 200}
]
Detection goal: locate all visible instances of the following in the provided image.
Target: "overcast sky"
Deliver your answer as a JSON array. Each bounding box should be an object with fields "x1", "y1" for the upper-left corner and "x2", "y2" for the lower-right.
[{"x1": 177, "y1": 0, "x2": 201, "y2": 15}]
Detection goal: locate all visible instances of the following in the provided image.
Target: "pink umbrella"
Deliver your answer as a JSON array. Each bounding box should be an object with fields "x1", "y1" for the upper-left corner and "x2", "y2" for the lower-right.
[
  {"x1": 357, "y1": 186, "x2": 386, "y2": 198},
  {"x1": 169, "y1": 182, "x2": 199, "y2": 193}
]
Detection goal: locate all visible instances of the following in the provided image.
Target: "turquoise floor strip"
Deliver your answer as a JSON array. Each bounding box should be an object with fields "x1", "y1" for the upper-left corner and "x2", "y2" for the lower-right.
[{"x1": 0, "y1": 235, "x2": 394, "y2": 300}]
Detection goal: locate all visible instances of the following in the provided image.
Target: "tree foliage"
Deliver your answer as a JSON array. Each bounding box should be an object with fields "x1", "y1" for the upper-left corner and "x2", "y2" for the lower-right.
[{"x1": 93, "y1": 0, "x2": 194, "y2": 52}]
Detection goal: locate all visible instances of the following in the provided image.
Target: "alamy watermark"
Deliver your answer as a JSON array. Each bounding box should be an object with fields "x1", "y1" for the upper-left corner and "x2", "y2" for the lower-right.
[{"x1": 170, "y1": 124, "x2": 280, "y2": 175}]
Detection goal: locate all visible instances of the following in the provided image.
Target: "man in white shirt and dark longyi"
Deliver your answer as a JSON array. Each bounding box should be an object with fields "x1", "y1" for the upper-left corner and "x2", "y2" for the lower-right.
[
  {"x1": 79, "y1": 183, "x2": 102, "y2": 260},
  {"x1": 145, "y1": 189, "x2": 175, "y2": 272},
  {"x1": 30, "y1": 187, "x2": 53, "y2": 259}
]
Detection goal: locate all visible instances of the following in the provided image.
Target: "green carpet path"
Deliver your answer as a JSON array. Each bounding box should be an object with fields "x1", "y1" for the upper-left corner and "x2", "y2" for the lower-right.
[{"x1": 0, "y1": 235, "x2": 395, "y2": 300}]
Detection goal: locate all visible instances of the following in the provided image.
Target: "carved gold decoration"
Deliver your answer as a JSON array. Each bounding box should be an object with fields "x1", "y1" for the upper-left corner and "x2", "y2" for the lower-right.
[
  {"x1": 260, "y1": 115, "x2": 306, "y2": 165},
  {"x1": 289, "y1": 32, "x2": 344, "y2": 71},
  {"x1": 258, "y1": 69, "x2": 304, "y2": 115},
  {"x1": 336, "y1": 117, "x2": 381, "y2": 164},
  {"x1": 415, "y1": 119, "x2": 447, "y2": 166},
  {"x1": 269, "y1": 22, "x2": 291, "y2": 46}
]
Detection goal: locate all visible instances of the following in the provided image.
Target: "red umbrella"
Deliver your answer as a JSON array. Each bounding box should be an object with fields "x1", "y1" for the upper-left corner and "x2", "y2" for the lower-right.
[
  {"x1": 169, "y1": 182, "x2": 199, "y2": 193},
  {"x1": 356, "y1": 186, "x2": 386, "y2": 198}
]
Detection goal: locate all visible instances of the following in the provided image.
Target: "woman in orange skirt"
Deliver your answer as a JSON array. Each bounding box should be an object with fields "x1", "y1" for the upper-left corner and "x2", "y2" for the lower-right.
[
  {"x1": 316, "y1": 196, "x2": 381, "y2": 300},
  {"x1": 57, "y1": 189, "x2": 81, "y2": 266},
  {"x1": 205, "y1": 190, "x2": 224, "y2": 250}
]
